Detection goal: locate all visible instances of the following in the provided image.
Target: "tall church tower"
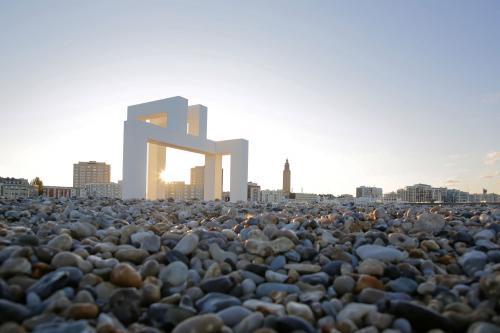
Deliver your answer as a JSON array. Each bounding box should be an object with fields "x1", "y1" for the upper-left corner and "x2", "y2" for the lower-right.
[{"x1": 283, "y1": 159, "x2": 291, "y2": 197}]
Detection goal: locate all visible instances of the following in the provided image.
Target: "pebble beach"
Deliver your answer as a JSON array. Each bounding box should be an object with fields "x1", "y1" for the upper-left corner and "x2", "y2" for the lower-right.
[{"x1": 0, "y1": 197, "x2": 499, "y2": 333}]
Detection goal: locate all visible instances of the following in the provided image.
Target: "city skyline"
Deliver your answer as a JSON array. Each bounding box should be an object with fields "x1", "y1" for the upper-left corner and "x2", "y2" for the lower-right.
[{"x1": 0, "y1": 1, "x2": 499, "y2": 194}]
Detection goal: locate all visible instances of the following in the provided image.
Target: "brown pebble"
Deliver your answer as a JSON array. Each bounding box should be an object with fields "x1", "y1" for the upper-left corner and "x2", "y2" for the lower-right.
[
  {"x1": 110, "y1": 263, "x2": 142, "y2": 288},
  {"x1": 66, "y1": 302, "x2": 99, "y2": 319},
  {"x1": 355, "y1": 275, "x2": 384, "y2": 292}
]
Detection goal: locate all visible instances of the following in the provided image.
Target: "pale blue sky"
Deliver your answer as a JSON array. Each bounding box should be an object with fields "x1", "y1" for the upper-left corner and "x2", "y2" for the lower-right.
[{"x1": 0, "y1": 1, "x2": 499, "y2": 194}]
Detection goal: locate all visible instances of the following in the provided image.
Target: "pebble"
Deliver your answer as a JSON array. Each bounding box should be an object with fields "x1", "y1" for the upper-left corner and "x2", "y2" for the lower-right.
[
  {"x1": 414, "y1": 212, "x2": 445, "y2": 234},
  {"x1": 159, "y1": 261, "x2": 189, "y2": 286},
  {"x1": 0, "y1": 197, "x2": 497, "y2": 332},
  {"x1": 172, "y1": 314, "x2": 223, "y2": 333},
  {"x1": 356, "y1": 244, "x2": 406, "y2": 262},
  {"x1": 216, "y1": 305, "x2": 252, "y2": 327},
  {"x1": 47, "y1": 234, "x2": 73, "y2": 251},
  {"x1": 333, "y1": 275, "x2": 355, "y2": 295},
  {"x1": 110, "y1": 263, "x2": 142, "y2": 288},
  {"x1": 459, "y1": 250, "x2": 488, "y2": 276},
  {"x1": 174, "y1": 233, "x2": 199, "y2": 255},
  {"x1": 286, "y1": 301, "x2": 314, "y2": 322}
]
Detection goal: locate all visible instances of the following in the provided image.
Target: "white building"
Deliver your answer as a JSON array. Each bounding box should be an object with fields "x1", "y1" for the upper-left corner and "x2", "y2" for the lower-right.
[
  {"x1": 122, "y1": 96, "x2": 248, "y2": 202},
  {"x1": 356, "y1": 186, "x2": 383, "y2": 201},
  {"x1": 260, "y1": 190, "x2": 285, "y2": 203},
  {"x1": 85, "y1": 182, "x2": 122, "y2": 199},
  {"x1": 0, "y1": 177, "x2": 32, "y2": 199},
  {"x1": 294, "y1": 192, "x2": 318, "y2": 203}
]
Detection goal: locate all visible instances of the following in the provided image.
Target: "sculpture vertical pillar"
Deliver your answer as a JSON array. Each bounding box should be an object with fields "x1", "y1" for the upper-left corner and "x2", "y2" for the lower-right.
[
  {"x1": 229, "y1": 141, "x2": 248, "y2": 202},
  {"x1": 204, "y1": 153, "x2": 222, "y2": 200},
  {"x1": 122, "y1": 121, "x2": 148, "y2": 199},
  {"x1": 147, "y1": 142, "x2": 166, "y2": 200}
]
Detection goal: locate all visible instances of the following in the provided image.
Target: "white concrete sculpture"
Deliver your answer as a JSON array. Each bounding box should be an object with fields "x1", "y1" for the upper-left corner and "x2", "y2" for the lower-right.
[{"x1": 122, "y1": 96, "x2": 248, "y2": 202}]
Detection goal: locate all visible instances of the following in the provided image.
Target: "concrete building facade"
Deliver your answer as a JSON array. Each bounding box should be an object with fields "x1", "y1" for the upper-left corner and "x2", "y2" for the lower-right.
[
  {"x1": 122, "y1": 96, "x2": 248, "y2": 202},
  {"x1": 247, "y1": 182, "x2": 261, "y2": 202},
  {"x1": 260, "y1": 189, "x2": 285, "y2": 203},
  {"x1": 73, "y1": 161, "x2": 110, "y2": 188},
  {"x1": 0, "y1": 177, "x2": 32, "y2": 199},
  {"x1": 294, "y1": 192, "x2": 318, "y2": 203},
  {"x1": 355, "y1": 186, "x2": 383, "y2": 200},
  {"x1": 85, "y1": 182, "x2": 122, "y2": 199}
]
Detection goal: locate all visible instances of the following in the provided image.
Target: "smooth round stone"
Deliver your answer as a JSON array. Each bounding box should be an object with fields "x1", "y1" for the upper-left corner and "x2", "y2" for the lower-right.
[
  {"x1": 388, "y1": 233, "x2": 417, "y2": 249},
  {"x1": 417, "y1": 282, "x2": 436, "y2": 295},
  {"x1": 299, "y1": 272, "x2": 330, "y2": 286},
  {"x1": 355, "y1": 275, "x2": 384, "y2": 292},
  {"x1": 358, "y1": 288, "x2": 387, "y2": 304},
  {"x1": 286, "y1": 301, "x2": 314, "y2": 322},
  {"x1": 358, "y1": 259, "x2": 385, "y2": 276},
  {"x1": 387, "y1": 277, "x2": 418, "y2": 294},
  {"x1": 244, "y1": 237, "x2": 294, "y2": 256},
  {"x1": 333, "y1": 275, "x2": 355, "y2": 295},
  {"x1": 393, "y1": 318, "x2": 412, "y2": 333},
  {"x1": 285, "y1": 250, "x2": 301, "y2": 262},
  {"x1": 413, "y1": 213, "x2": 445, "y2": 234},
  {"x1": 245, "y1": 264, "x2": 268, "y2": 276},
  {"x1": 114, "y1": 248, "x2": 149, "y2": 264},
  {"x1": 217, "y1": 305, "x2": 252, "y2": 327},
  {"x1": 0, "y1": 299, "x2": 31, "y2": 323},
  {"x1": 69, "y1": 222, "x2": 96, "y2": 239},
  {"x1": 200, "y1": 276, "x2": 234, "y2": 293},
  {"x1": 467, "y1": 322, "x2": 500, "y2": 333},
  {"x1": 474, "y1": 229, "x2": 495, "y2": 241},
  {"x1": 421, "y1": 239, "x2": 440, "y2": 251},
  {"x1": 241, "y1": 279, "x2": 256, "y2": 295},
  {"x1": 160, "y1": 261, "x2": 188, "y2": 286},
  {"x1": 94, "y1": 282, "x2": 117, "y2": 302},
  {"x1": 283, "y1": 263, "x2": 321, "y2": 273},
  {"x1": 110, "y1": 263, "x2": 142, "y2": 288},
  {"x1": 196, "y1": 293, "x2": 241, "y2": 313},
  {"x1": 243, "y1": 299, "x2": 285, "y2": 316},
  {"x1": 55, "y1": 267, "x2": 83, "y2": 287},
  {"x1": 272, "y1": 315, "x2": 316, "y2": 333},
  {"x1": 0, "y1": 257, "x2": 31, "y2": 276},
  {"x1": 337, "y1": 302, "x2": 376, "y2": 324},
  {"x1": 256, "y1": 283, "x2": 300, "y2": 297},
  {"x1": 233, "y1": 312, "x2": 264, "y2": 333},
  {"x1": 356, "y1": 245, "x2": 406, "y2": 262},
  {"x1": 141, "y1": 283, "x2": 161, "y2": 305},
  {"x1": 47, "y1": 234, "x2": 73, "y2": 251},
  {"x1": 30, "y1": 320, "x2": 95, "y2": 333},
  {"x1": 172, "y1": 314, "x2": 223, "y2": 333},
  {"x1": 270, "y1": 256, "x2": 287, "y2": 270},
  {"x1": 322, "y1": 261, "x2": 343, "y2": 277},
  {"x1": 265, "y1": 270, "x2": 288, "y2": 283},
  {"x1": 148, "y1": 303, "x2": 196, "y2": 328},
  {"x1": 109, "y1": 288, "x2": 141, "y2": 325},
  {"x1": 174, "y1": 233, "x2": 199, "y2": 255},
  {"x1": 130, "y1": 231, "x2": 161, "y2": 252},
  {"x1": 74, "y1": 290, "x2": 95, "y2": 303},
  {"x1": 51, "y1": 252, "x2": 81, "y2": 268},
  {"x1": 27, "y1": 270, "x2": 70, "y2": 299},
  {"x1": 66, "y1": 302, "x2": 99, "y2": 319},
  {"x1": 209, "y1": 243, "x2": 238, "y2": 263},
  {"x1": 141, "y1": 260, "x2": 160, "y2": 278},
  {"x1": 459, "y1": 250, "x2": 488, "y2": 276}
]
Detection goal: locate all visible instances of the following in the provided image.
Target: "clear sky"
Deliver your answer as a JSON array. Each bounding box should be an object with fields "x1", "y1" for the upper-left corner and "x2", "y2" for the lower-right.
[{"x1": 0, "y1": 0, "x2": 499, "y2": 195}]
